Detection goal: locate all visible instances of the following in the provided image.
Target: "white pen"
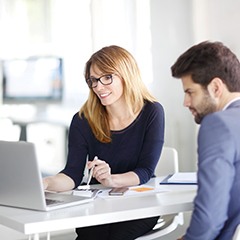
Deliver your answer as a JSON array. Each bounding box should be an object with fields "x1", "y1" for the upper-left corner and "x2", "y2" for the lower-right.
[{"x1": 86, "y1": 156, "x2": 98, "y2": 186}]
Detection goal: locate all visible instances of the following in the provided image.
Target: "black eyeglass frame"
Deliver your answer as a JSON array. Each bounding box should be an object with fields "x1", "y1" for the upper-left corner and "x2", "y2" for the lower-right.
[{"x1": 86, "y1": 74, "x2": 114, "y2": 88}]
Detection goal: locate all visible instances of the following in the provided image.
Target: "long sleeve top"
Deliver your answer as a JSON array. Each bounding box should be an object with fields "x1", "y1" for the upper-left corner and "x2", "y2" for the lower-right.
[{"x1": 61, "y1": 101, "x2": 165, "y2": 187}]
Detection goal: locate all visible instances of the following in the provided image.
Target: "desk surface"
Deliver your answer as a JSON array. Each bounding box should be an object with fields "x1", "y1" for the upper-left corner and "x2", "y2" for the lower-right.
[{"x1": 0, "y1": 177, "x2": 197, "y2": 235}]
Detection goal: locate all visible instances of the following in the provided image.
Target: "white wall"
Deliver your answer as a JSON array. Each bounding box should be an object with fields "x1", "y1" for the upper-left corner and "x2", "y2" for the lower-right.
[
  {"x1": 192, "y1": 0, "x2": 240, "y2": 59},
  {"x1": 149, "y1": 0, "x2": 240, "y2": 171},
  {"x1": 149, "y1": 0, "x2": 198, "y2": 171}
]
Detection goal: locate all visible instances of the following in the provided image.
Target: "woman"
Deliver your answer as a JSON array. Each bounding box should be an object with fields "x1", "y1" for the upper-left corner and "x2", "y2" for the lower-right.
[{"x1": 44, "y1": 45, "x2": 165, "y2": 240}]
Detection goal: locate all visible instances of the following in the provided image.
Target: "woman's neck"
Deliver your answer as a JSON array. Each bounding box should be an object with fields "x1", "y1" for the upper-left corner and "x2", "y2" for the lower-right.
[{"x1": 107, "y1": 105, "x2": 139, "y2": 131}]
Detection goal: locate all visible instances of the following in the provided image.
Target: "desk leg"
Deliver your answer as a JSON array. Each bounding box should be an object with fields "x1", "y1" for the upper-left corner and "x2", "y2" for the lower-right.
[
  {"x1": 33, "y1": 233, "x2": 40, "y2": 240},
  {"x1": 28, "y1": 232, "x2": 50, "y2": 240},
  {"x1": 47, "y1": 232, "x2": 51, "y2": 240}
]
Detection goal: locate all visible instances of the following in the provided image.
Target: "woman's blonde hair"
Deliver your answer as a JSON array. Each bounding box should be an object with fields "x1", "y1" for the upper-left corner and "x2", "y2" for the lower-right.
[{"x1": 79, "y1": 45, "x2": 156, "y2": 143}]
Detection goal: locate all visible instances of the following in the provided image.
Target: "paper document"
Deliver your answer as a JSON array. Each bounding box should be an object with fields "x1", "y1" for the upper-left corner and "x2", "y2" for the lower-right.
[
  {"x1": 160, "y1": 172, "x2": 197, "y2": 185},
  {"x1": 168, "y1": 172, "x2": 197, "y2": 183}
]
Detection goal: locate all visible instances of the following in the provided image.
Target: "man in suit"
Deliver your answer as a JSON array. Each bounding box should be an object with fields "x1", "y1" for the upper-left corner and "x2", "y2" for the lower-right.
[{"x1": 171, "y1": 41, "x2": 240, "y2": 240}]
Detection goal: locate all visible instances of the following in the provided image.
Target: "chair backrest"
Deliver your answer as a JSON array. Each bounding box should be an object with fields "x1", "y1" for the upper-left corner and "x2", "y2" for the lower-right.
[
  {"x1": 155, "y1": 146, "x2": 179, "y2": 176},
  {"x1": 136, "y1": 146, "x2": 182, "y2": 240}
]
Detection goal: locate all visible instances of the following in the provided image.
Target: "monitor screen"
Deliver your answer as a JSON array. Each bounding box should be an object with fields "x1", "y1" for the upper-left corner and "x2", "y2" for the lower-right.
[{"x1": 2, "y1": 56, "x2": 63, "y2": 104}]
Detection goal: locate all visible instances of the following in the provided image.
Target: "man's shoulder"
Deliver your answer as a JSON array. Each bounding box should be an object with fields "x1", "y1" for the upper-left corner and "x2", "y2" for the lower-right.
[{"x1": 199, "y1": 108, "x2": 240, "y2": 141}]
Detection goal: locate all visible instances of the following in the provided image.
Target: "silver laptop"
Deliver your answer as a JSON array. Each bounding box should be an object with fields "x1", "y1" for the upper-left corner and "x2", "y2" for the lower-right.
[{"x1": 0, "y1": 140, "x2": 96, "y2": 211}]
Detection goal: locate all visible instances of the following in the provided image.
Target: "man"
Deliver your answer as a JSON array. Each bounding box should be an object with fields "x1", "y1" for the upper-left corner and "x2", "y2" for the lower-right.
[{"x1": 171, "y1": 41, "x2": 240, "y2": 240}]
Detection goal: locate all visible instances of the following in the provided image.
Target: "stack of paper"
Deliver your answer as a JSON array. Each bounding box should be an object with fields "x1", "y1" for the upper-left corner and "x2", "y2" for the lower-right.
[{"x1": 160, "y1": 172, "x2": 197, "y2": 185}]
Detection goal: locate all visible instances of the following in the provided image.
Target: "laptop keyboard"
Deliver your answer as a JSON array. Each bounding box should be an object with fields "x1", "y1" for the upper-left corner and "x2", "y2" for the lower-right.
[{"x1": 46, "y1": 198, "x2": 64, "y2": 205}]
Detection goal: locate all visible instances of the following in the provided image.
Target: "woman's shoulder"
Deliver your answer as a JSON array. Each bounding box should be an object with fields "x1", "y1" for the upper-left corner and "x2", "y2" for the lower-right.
[
  {"x1": 144, "y1": 100, "x2": 164, "y2": 113},
  {"x1": 71, "y1": 111, "x2": 88, "y2": 125},
  {"x1": 137, "y1": 101, "x2": 164, "y2": 123}
]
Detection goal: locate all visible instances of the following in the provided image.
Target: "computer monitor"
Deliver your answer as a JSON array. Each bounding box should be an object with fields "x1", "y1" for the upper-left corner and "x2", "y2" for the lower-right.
[{"x1": 2, "y1": 56, "x2": 63, "y2": 104}]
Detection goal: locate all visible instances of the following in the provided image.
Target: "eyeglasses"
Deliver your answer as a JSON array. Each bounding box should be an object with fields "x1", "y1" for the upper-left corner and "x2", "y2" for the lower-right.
[{"x1": 86, "y1": 74, "x2": 113, "y2": 88}]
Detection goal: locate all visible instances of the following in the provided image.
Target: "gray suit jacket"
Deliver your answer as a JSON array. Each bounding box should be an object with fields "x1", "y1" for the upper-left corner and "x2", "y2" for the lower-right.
[{"x1": 185, "y1": 100, "x2": 240, "y2": 240}]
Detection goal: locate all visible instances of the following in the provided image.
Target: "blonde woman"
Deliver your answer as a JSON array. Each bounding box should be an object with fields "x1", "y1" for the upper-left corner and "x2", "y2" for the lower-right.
[{"x1": 44, "y1": 45, "x2": 165, "y2": 240}]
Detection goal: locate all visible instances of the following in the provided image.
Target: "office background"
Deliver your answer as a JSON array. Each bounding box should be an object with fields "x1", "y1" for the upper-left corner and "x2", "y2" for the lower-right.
[
  {"x1": 1, "y1": 0, "x2": 240, "y2": 239},
  {"x1": 1, "y1": 0, "x2": 240, "y2": 172}
]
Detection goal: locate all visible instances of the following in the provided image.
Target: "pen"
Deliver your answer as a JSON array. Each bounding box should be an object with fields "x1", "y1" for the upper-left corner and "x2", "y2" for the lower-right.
[{"x1": 86, "y1": 156, "x2": 98, "y2": 186}]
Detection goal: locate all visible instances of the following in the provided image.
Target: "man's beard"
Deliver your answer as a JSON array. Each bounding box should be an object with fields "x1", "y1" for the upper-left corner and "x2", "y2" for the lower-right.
[{"x1": 192, "y1": 93, "x2": 217, "y2": 124}]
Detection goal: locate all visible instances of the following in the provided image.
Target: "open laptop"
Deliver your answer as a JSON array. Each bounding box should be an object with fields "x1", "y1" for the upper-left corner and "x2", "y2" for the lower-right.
[{"x1": 0, "y1": 140, "x2": 96, "y2": 211}]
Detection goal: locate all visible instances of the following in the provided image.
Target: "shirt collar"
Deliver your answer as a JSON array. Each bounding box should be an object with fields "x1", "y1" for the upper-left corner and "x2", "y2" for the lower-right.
[{"x1": 222, "y1": 97, "x2": 240, "y2": 111}]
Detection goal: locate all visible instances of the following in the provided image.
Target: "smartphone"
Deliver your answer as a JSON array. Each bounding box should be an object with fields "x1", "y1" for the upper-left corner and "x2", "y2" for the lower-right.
[{"x1": 109, "y1": 187, "x2": 129, "y2": 196}]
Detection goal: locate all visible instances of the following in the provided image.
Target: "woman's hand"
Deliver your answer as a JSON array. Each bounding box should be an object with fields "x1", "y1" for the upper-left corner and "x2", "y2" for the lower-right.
[
  {"x1": 88, "y1": 157, "x2": 112, "y2": 187},
  {"x1": 42, "y1": 173, "x2": 75, "y2": 192},
  {"x1": 42, "y1": 178, "x2": 49, "y2": 190},
  {"x1": 88, "y1": 157, "x2": 140, "y2": 187}
]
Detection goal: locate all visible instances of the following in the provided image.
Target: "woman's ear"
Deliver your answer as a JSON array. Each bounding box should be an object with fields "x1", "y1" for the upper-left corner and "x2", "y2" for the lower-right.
[{"x1": 207, "y1": 77, "x2": 224, "y2": 97}]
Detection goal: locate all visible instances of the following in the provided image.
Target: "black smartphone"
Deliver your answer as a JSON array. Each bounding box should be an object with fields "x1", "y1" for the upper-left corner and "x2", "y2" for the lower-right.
[{"x1": 109, "y1": 187, "x2": 129, "y2": 196}]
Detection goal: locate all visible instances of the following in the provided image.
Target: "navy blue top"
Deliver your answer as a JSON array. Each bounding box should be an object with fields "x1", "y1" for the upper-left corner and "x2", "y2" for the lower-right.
[{"x1": 61, "y1": 101, "x2": 165, "y2": 187}]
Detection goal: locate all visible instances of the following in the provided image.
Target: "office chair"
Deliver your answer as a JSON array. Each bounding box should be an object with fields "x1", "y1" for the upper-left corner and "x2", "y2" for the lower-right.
[
  {"x1": 136, "y1": 146, "x2": 184, "y2": 240},
  {"x1": 233, "y1": 225, "x2": 240, "y2": 240}
]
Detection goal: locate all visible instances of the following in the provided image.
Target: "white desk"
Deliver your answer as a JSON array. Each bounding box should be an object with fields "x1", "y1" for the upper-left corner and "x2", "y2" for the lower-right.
[{"x1": 0, "y1": 177, "x2": 197, "y2": 239}]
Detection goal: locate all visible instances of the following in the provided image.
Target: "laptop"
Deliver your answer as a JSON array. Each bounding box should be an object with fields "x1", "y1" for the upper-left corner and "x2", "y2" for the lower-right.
[{"x1": 0, "y1": 140, "x2": 96, "y2": 211}]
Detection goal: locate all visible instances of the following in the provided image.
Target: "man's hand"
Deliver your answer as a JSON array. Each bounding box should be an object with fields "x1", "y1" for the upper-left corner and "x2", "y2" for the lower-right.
[{"x1": 177, "y1": 236, "x2": 184, "y2": 240}]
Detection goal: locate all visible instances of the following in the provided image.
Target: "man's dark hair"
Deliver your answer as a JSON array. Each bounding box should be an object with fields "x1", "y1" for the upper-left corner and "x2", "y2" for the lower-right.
[{"x1": 171, "y1": 41, "x2": 240, "y2": 91}]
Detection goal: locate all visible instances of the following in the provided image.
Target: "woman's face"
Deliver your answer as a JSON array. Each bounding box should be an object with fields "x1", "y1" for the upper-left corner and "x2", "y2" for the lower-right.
[{"x1": 90, "y1": 65, "x2": 125, "y2": 107}]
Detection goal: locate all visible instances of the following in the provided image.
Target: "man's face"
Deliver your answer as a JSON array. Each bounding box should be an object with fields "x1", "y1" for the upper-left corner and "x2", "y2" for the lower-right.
[{"x1": 181, "y1": 75, "x2": 217, "y2": 124}]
